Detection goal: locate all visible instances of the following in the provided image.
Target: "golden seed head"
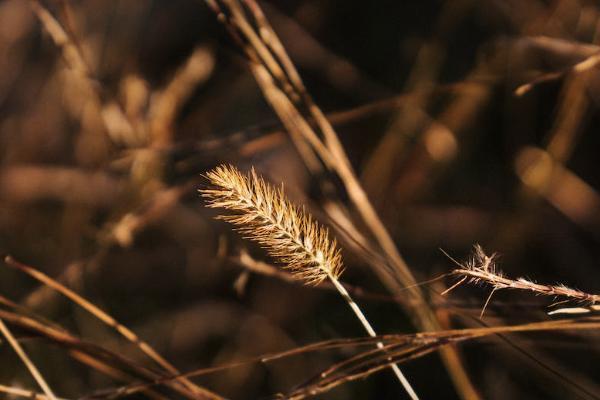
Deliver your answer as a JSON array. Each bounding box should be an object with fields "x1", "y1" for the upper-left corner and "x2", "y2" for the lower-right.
[{"x1": 200, "y1": 164, "x2": 344, "y2": 285}]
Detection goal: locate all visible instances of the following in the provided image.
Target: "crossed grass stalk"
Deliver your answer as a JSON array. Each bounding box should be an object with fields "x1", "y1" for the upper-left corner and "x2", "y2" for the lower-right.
[{"x1": 200, "y1": 164, "x2": 419, "y2": 400}]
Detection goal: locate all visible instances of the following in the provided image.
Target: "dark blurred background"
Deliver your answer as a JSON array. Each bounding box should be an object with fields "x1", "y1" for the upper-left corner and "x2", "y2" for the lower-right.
[{"x1": 0, "y1": 0, "x2": 599, "y2": 399}]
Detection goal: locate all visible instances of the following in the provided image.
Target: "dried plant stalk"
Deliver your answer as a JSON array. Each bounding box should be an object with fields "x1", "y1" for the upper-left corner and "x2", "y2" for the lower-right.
[
  {"x1": 547, "y1": 304, "x2": 600, "y2": 315},
  {"x1": 200, "y1": 164, "x2": 419, "y2": 400},
  {"x1": 446, "y1": 245, "x2": 600, "y2": 314},
  {"x1": 0, "y1": 318, "x2": 57, "y2": 400},
  {"x1": 284, "y1": 316, "x2": 600, "y2": 399},
  {"x1": 0, "y1": 384, "x2": 68, "y2": 400},
  {"x1": 3, "y1": 256, "x2": 220, "y2": 400}
]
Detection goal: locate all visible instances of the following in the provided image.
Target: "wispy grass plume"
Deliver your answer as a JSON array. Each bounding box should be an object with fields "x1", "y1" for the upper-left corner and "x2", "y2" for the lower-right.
[
  {"x1": 200, "y1": 164, "x2": 419, "y2": 400},
  {"x1": 200, "y1": 164, "x2": 343, "y2": 285}
]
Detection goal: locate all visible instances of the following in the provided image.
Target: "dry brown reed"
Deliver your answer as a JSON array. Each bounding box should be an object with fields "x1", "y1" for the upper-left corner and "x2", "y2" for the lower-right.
[
  {"x1": 1, "y1": 254, "x2": 227, "y2": 400},
  {"x1": 81, "y1": 316, "x2": 600, "y2": 399},
  {"x1": 0, "y1": 304, "x2": 196, "y2": 399},
  {"x1": 4, "y1": 256, "x2": 221, "y2": 400},
  {"x1": 282, "y1": 316, "x2": 600, "y2": 399}
]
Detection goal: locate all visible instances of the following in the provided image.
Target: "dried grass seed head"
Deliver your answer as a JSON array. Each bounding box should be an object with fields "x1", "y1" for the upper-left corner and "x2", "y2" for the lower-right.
[
  {"x1": 450, "y1": 244, "x2": 600, "y2": 306},
  {"x1": 200, "y1": 164, "x2": 344, "y2": 285}
]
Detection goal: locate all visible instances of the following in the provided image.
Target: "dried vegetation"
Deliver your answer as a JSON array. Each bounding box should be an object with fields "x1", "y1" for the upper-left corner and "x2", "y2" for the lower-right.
[{"x1": 0, "y1": 1, "x2": 599, "y2": 399}]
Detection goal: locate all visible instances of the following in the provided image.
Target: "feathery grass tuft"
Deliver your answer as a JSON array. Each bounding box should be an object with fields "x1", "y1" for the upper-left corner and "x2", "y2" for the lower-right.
[
  {"x1": 200, "y1": 164, "x2": 419, "y2": 400},
  {"x1": 200, "y1": 164, "x2": 344, "y2": 285}
]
